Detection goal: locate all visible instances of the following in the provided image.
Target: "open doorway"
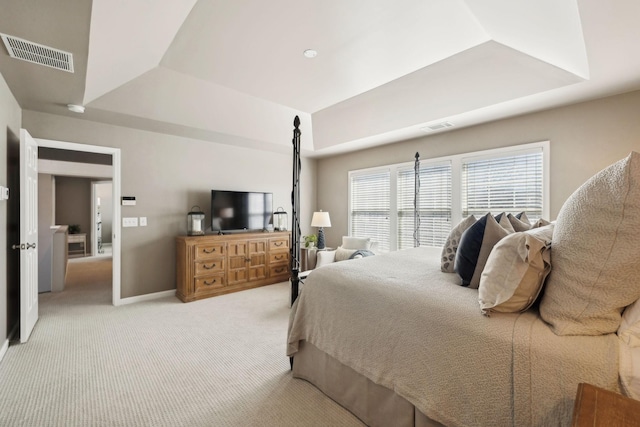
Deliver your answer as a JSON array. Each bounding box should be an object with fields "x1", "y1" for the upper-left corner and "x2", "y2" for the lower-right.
[
  {"x1": 92, "y1": 181, "x2": 113, "y2": 257},
  {"x1": 35, "y1": 138, "x2": 122, "y2": 305}
]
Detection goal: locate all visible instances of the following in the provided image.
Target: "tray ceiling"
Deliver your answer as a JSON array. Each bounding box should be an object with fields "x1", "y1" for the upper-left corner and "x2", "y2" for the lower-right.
[{"x1": 1, "y1": 0, "x2": 639, "y2": 157}]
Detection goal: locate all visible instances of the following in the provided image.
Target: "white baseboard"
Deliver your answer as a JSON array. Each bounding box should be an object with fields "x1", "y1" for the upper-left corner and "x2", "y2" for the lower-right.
[
  {"x1": 0, "y1": 339, "x2": 8, "y2": 364},
  {"x1": 117, "y1": 289, "x2": 176, "y2": 306}
]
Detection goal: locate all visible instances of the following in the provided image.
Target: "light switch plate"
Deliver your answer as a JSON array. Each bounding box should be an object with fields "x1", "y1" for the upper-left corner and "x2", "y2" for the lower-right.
[
  {"x1": 0, "y1": 186, "x2": 8, "y2": 201},
  {"x1": 139, "y1": 217, "x2": 147, "y2": 226},
  {"x1": 123, "y1": 217, "x2": 138, "y2": 227}
]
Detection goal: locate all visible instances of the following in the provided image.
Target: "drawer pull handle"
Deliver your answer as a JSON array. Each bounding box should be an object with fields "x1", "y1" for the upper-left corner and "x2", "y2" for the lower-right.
[
  {"x1": 203, "y1": 263, "x2": 216, "y2": 269},
  {"x1": 275, "y1": 267, "x2": 285, "y2": 273},
  {"x1": 274, "y1": 241, "x2": 284, "y2": 247},
  {"x1": 204, "y1": 279, "x2": 217, "y2": 286},
  {"x1": 203, "y1": 248, "x2": 216, "y2": 254},
  {"x1": 275, "y1": 255, "x2": 284, "y2": 260}
]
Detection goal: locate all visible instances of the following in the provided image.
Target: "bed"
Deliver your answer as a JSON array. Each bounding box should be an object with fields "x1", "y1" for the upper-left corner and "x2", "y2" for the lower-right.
[{"x1": 287, "y1": 151, "x2": 640, "y2": 426}]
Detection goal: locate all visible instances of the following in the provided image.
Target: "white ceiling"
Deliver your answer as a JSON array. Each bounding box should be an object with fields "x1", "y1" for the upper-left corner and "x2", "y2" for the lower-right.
[{"x1": 1, "y1": 0, "x2": 640, "y2": 157}]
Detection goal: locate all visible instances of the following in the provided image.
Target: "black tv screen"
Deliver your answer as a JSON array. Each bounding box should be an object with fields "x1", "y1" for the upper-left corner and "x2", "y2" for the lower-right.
[{"x1": 211, "y1": 190, "x2": 273, "y2": 233}]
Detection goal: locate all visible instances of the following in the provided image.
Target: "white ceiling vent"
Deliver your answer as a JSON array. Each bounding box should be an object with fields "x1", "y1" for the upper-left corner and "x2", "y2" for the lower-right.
[
  {"x1": 1, "y1": 33, "x2": 74, "y2": 73},
  {"x1": 421, "y1": 121, "x2": 454, "y2": 132}
]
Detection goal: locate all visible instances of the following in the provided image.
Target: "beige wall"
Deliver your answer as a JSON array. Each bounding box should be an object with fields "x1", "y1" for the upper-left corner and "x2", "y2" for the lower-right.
[
  {"x1": 316, "y1": 90, "x2": 640, "y2": 248},
  {"x1": 0, "y1": 72, "x2": 21, "y2": 344},
  {"x1": 55, "y1": 176, "x2": 92, "y2": 243},
  {"x1": 23, "y1": 111, "x2": 317, "y2": 298}
]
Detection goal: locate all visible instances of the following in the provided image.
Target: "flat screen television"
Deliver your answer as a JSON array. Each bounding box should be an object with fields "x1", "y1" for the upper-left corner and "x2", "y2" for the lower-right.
[{"x1": 211, "y1": 190, "x2": 273, "y2": 233}]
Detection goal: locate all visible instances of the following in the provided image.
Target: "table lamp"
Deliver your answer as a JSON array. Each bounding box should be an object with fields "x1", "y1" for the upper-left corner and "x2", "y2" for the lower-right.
[{"x1": 311, "y1": 211, "x2": 331, "y2": 249}]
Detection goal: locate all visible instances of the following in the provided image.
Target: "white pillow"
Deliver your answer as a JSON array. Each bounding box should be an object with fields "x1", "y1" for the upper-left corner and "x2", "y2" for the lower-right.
[
  {"x1": 619, "y1": 299, "x2": 640, "y2": 347},
  {"x1": 540, "y1": 151, "x2": 640, "y2": 335},
  {"x1": 315, "y1": 250, "x2": 336, "y2": 268},
  {"x1": 619, "y1": 300, "x2": 640, "y2": 400},
  {"x1": 478, "y1": 224, "x2": 553, "y2": 315},
  {"x1": 619, "y1": 341, "x2": 640, "y2": 400},
  {"x1": 341, "y1": 236, "x2": 372, "y2": 250}
]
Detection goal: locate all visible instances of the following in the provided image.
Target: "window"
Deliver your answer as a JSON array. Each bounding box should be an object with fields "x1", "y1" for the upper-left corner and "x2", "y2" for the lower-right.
[
  {"x1": 349, "y1": 169, "x2": 391, "y2": 252},
  {"x1": 397, "y1": 162, "x2": 452, "y2": 249},
  {"x1": 462, "y1": 148, "x2": 544, "y2": 221},
  {"x1": 349, "y1": 142, "x2": 548, "y2": 252}
]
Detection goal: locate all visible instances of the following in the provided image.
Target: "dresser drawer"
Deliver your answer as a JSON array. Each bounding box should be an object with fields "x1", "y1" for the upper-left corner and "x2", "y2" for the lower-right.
[
  {"x1": 269, "y1": 252, "x2": 288, "y2": 265},
  {"x1": 270, "y1": 264, "x2": 289, "y2": 277},
  {"x1": 195, "y1": 259, "x2": 225, "y2": 276},
  {"x1": 195, "y1": 243, "x2": 225, "y2": 260},
  {"x1": 194, "y1": 274, "x2": 226, "y2": 293},
  {"x1": 269, "y1": 238, "x2": 289, "y2": 251}
]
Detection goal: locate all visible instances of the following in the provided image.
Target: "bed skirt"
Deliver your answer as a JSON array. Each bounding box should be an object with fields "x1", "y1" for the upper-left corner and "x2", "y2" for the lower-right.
[{"x1": 292, "y1": 340, "x2": 444, "y2": 427}]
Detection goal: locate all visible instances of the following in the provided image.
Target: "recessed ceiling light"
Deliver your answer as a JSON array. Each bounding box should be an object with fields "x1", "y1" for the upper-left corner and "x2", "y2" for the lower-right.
[
  {"x1": 67, "y1": 104, "x2": 85, "y2": 113},
  {"x1": 303, "y1": 49, "x2": 318, "y2": 59}
]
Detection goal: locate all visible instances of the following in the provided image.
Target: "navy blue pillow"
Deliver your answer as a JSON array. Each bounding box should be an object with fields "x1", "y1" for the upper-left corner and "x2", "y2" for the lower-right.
[{"x1": 454, "y1": 213, "x2": 511, "y2": 288}]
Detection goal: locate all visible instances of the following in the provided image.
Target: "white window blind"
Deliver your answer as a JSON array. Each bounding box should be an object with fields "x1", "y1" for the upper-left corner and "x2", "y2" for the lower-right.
[
  {"x1": 397, "y1": 162, "x2": 452, "y2": 249},
  {"x1": 350, "y1": 170, "x2": 391, "y2": 252},
  {"x1": 349, "y1": 142, "x2": 548, "y2": 252},
  {"x1": 462, "y1": 149, "x2": 543, "y2": 221}
]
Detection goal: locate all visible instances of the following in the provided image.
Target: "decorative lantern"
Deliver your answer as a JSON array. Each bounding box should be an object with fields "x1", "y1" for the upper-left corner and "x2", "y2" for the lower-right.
[
  {"x1": 273, "y1": 207, "x2": 288, "y2": 231},
  {"x1": 187, "y1": 206, "x2": 205, "y2": 236}
]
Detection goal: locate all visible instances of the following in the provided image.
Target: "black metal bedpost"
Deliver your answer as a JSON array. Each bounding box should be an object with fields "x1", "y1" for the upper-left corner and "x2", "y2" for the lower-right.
[
  {"x1": 414, "y1": 152, "x2": 421, "y2": 248},
  {"x1": 290, "y1": 116, "x2": 302, "y2": 306}
]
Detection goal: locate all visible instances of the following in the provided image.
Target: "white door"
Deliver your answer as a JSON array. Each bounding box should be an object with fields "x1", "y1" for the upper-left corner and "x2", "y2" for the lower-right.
[{"x1": 19, "y1": 129, "x2": 38, "y2": 343}]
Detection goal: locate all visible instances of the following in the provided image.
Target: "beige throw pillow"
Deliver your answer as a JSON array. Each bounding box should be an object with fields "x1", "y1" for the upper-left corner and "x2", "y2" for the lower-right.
[
  {"x1": 496, "y1": 213, "x2": 516, "y2": 233},
  {"x1": 335, "y1": 246, "x2": 357, "y2": 262},
  {"x1": 479, "y1": 224, "x2": 554, "y2": 315},
  {"x1": 507, "y1": 213, "x2": 532, "y2": 232},
  {"x1": 540, "y1": 151, "x2": 640, "y2": 335}
]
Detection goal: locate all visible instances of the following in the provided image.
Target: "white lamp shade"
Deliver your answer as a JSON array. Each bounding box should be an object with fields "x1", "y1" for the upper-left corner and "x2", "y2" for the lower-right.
[{"x1": 311, "y1": 211, "x2": 331, "y2": 228}]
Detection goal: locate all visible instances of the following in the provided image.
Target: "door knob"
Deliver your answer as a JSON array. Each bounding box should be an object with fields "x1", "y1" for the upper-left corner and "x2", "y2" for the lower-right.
[{"x1": 11, "y1": 243, "x2": 36, "y2": 250}]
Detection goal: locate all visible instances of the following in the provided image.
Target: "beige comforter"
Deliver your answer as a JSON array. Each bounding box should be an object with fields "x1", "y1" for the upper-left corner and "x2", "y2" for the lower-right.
[{"x1": 287, "y1": 247, "x2": 620, "y2": 427}]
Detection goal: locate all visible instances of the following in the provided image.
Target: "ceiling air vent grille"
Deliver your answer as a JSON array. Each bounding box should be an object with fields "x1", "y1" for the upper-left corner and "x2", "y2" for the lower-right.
[
  {"x1": 1, "y1": 33, "x2": 74, "y2": 73},
  {"x1": 421, "y1": 121, "x2": 455, "y2": 132}
]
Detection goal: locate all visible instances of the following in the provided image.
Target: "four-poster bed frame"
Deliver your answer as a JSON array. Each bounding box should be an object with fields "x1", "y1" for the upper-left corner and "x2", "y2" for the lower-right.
[
  {"x1": 289, "y1": 116, "x2": 302, "y2": 306},
  {"x1": 288, "y1": 119, "x2": 421, "y2": 304}
]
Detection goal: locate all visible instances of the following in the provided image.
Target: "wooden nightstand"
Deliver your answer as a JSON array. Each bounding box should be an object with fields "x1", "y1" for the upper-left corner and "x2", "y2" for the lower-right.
[{"x1": 572, "y1": 383, "x2": 640, "y2": 426}]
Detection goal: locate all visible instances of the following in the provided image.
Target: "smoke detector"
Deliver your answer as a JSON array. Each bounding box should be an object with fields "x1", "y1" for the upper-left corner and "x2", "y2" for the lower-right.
[{"x1": 1, "y1": 33, "x2": 74, "y2": 73}]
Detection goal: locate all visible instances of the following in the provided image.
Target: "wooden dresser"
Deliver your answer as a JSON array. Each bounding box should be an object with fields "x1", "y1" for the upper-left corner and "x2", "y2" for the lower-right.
[{"x1": 176, "y1": 231, "x2": 290, "y2": 302}]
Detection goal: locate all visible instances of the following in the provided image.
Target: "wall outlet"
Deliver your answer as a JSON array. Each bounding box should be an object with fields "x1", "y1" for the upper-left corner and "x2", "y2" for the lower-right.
[
  {"x1": 139, "y1": 217, "x2": 147, "y2": 226},
  {"x1": 123, "y1": 217, "x2": 138, "y2": 227}
]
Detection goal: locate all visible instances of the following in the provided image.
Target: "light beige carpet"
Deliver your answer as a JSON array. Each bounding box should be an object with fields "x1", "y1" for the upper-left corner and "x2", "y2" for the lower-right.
[{"x1": 0, "y1": 258, "x2": 364, "y2": 426}]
